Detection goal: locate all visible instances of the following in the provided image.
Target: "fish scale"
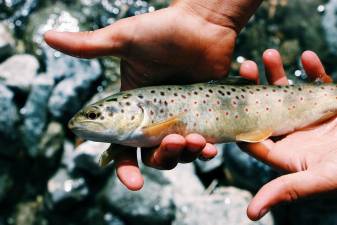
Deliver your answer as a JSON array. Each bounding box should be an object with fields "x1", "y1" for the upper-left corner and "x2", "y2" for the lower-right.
[{"x1": 69, "y1": 83, "x2": 337, "y2": 147}]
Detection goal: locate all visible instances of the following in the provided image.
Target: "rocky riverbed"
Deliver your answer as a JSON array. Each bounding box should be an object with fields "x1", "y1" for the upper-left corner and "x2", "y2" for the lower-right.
[{"x1": 0, "y1": 0, "x2": 336, "y2": 224}]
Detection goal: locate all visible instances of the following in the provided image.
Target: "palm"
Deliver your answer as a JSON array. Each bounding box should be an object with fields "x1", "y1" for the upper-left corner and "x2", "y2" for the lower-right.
[{"x1": 120, "y1": 8, "x2": 236, "y2": 90}]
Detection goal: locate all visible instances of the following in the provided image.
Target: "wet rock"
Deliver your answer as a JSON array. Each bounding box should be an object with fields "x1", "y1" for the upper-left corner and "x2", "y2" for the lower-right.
[
  {"x1": 0, "y1": 173, "x2": 14, "y2": 204},
  {"x1": 21, "y1": 75, "x2": 54, "y2": 157},
  {"x1": 173, "y1": 187, "x2": 274, "y2": 225},
  {"x1": 195, "y1": 144, "x2": 225, "y2": 174},
  {"x1": 0, "y1": 0, "x2": 25, "y2": 20},
  {"x1": 0, "y1": 22, "x2": 15, "y2": 61},
  {"x1": 14, "y1": 196, "x2": 46, "y2": 225},
  {"x1": 223, "y1": 143, "x2": 278, "y2": 192},
  {"x1": 0, "y1": 83, "x2": 19, "y2": 157},
  {"x1": 69, "y1": 141, "x2": 110, "y2": 176},
  {"x1": 0, "y1": 54, "x2": 39, "y2": 92},
  {"x1": 47, "y1": 168, "x2": 89, "y2": 210},
  {"x1": 99, "y1": 166, "x2": 175, "y2": 225},
  {"x1": 37, "y1": 122, "x2": 64, "y2": 161},
  {"x1": 48, "y1": 60, "x2": 102, "y2": 121},
  {"x1": 322, "y1": 0, "x2": 337, "y2": 54}
]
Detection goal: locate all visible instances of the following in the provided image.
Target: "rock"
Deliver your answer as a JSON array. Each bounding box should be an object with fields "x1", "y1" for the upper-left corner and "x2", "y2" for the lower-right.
[
  {"x1": 0, "y1": 173, "x2": 14, "y2": 204},
  {"x1": 0, "y1": 22, "x2": 15, "y2": 61},
  {"x1": 322, "y1": 0, "x2": 337, "y2": 54},
  {"x1": 14, "y1": 196, "x2": 46, "y2": 225},
  {"x1": 21, "y1": 75, "x2": 54, "y2": 157},
  {"x1": 37, "y1": 122, "x2": 64, "y2": 162},
  {"x1": 47, "y1": 168, "x2": 89, "y2": 210},
  {"x1": 0, "y1": 54, "x2": 39, "y2": 92},
  {"x1": 0, "y1": 0, "x2": 25, "y2": 20},
  {"x1": 195, "y1": 144, "x2": 225, "y2": 174},
  {"x1": 99, "y1": 166, "x2": 175, "y2": 225},
  {"x1": 0, "y1": 83, "x2": 19, "y2": 157},
  {"x1": 69, "y1": 141, "x2": 110, "y2": 176},
  {"x1": 48, "y1": 60, "x2": 102, "y2": 122},
  {"x1": 173, "y1": 187, "x2": 274, "y2": 225},
  {"x1": 223, "y1": 143, "x2": 278, "y2": 192}
]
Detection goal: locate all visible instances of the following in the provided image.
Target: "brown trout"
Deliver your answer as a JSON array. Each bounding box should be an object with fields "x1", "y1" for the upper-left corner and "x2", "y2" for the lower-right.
[{"x1": 68, "y1": 82, "x2": 337, "y2": 148}]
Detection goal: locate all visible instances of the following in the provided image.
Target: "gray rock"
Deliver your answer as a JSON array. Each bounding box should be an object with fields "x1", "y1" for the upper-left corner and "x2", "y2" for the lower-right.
[
  {"x1": 47, "y1": 168, "x2": 89, "y2": 210},
  {"x1": 21, "y1": 75, "x2": 54, "y2": 157},
  {"x1": 195, "y1": 144, "x2": 225, "y2": 173},
  {"x1": 0, "y1": 54, "x2": 39, "y2": 92},
  {"x1": 68, "y1": 141, "x2": 110, "y2": 176},
  {"x1": 48, "y1": 59, "x2": 102, "y2": 121},
  {"x1": 173, "y1": 187, "x2": 274, "y2": 225},
  {"x1": 224, "y1": 143, "x2": 278, "y2": 192},
  {"x1": 0, "y1": 173, "x2": 14, "y2": 203},
  {"x1": 322, "y1": 0, "x2": 337, "y2": 54},
  {"x1": 0, "y1": 82, "x2": 19, "y2": 157},
  {"x1": 99, "y1": 166, "x2": 175, "y2": 225},
  {"x1": 0, "y1": 22, "x2": 15, "y2": 61},
  {"x1": 37, "y1": 122, "x2": 64, "y2": 161}
]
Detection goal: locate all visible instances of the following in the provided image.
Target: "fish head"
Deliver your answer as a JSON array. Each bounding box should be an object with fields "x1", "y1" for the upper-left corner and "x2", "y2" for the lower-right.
[{"x1": 68, "y1": 92, "x2": 145, "y2": 143}]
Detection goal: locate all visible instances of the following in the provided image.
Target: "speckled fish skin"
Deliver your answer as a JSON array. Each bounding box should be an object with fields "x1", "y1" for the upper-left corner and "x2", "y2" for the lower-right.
[{"x1": 68, "y1": 83, "x2": 337, "y2": 147}]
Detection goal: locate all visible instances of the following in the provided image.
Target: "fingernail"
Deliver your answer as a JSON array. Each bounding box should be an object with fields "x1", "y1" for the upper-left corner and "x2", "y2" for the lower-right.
[{"x1": 258, "y1": 208, "x2": 268, "y2": 218}]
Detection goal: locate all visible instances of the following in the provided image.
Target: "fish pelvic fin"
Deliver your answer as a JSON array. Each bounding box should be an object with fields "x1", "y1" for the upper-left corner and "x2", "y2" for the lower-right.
[{"x1": 236, "y1": 129, "x2": 273, "y2": 143}]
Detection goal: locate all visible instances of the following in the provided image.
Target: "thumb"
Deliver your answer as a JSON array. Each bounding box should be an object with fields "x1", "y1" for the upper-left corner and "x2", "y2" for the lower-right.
[
  {"x1": 247, "y1": 170, "x2": 324, "y2": 221},
  {"x1": 44, "y1": 18, "x2": 135, "y2": 58}
]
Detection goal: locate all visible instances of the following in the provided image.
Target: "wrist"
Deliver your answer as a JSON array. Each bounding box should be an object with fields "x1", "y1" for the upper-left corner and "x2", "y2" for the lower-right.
[{"x1": 171, "y1": 0, "x2": 262, "y2": 33}]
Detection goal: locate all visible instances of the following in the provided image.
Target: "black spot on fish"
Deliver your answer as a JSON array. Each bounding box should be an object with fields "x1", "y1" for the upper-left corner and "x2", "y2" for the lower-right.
[
  {"x1": 154, "y1": 98, "x2": 157, "y2": 103},
  {"x1": 138, "y1": 95, "x2": 144, "y2": 99},
  {"x1": 272, "y1": 89, "x2": 276, "y2": 92},
  {"x1": 231, "y1": 88, "x2": 236, "y2": 92},
  {"x1": 283, "y1": 90, "x2": 288, "y2": 93},
  {"x1": 167, "y1": 87, "x2": 171, "y2": 91},
  {"x1": 241, "y1": 95, "x2": 245, "y2": 99},
  {"x1": 194, "y1": 91, "x2": 198, "y2": 95},
  {"x1": 241, "y1": 89, "x2": 246, "y2": 92},
  {"x1": 164, "y1": 101, "x2": 168, "y2": 106},
  {"x1": 108, "y1": 112, "x2": 113, "y2": 117},
  {"x1": 100, "y1": 116, "x2": 105, "y2": 120},
  {"x1": 298, "y1": 87, "x2": 302, "y2": 91},
  {"x1": 209, "y1": 89, "x2": 213, "y2": 93},
  {"x1": 199, "y1": 87, "x2": 203, "y2": 91},
  {"x1": 121, "y1": 109, "x2": 124, "y2": 113},
  {"x1": 262, "y1": 86, "x2": 267, "y2": 90},
  {"x1": 125, "y1": 102, "x2": 131, "y2": 106},
  {"x1": 178, "y1": 87, "x2": 182, "y2": 90},
  {"x1": 227, "y1": 91, "x2": 231, "y2": 95},
  {"x1": 99, "y1": 103, "x2": 103, "y2": 107},
  {"x1": 256, "y1": 88, "x2": 260, "y2": 91},
  {"x1": 174, "y1": 93, "x2": 178, "y2": 97},
  {"x1": 160, "y1": 109, "x2": 164, "y2": 113},
  {"x1": 218, "y1": 90, "x2": 225, "y2": 96},
  {"x1": 131, "y1": 116, "x2": 135, "y2": 120},
  {"x1": 205, "y1": 94, "x2": 210, "y2": 98},
  {"x1": 181, "y1": 95, "x2": 186, "y2": 99},
  {"x1": 160, "y1": 92, "x2": 165, "y2": 96},
  {"x1": 236, "y1": 96, "x2": 240, "y2": 100}
]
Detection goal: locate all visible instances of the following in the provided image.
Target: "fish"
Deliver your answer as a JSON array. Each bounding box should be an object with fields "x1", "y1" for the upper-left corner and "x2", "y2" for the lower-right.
[{"x1": 68, "y1": 81, "x2": 337, "y2": 151}]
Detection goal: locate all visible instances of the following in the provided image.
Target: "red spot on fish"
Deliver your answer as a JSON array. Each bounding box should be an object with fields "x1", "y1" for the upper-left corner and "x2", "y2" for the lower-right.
[
  {"x1": 181, "y1": 95, "x2": 186, "y2": 99},
  {"x1": 235, "y1": 115, "x2": 239, "y2": 119},
  {"x1": 309, "y1": 90, "x2": 313, "y2": 93},
  {"x1": 278, "y1": 99, "x2": 282, "y2": 103},
  {"x1": 171, "y1": 99, "x2": 175, "y2": 103},
  {"x1": 217, "y1": 101, "x2": 220, "y2": 105},
  {"x1": 266, "y1": 107, "x2": 269, "y2": 111},
  {"x1": 256, "y1": 101, "x2": 259, "y2": 104},
  {"x1": 203, "y1": 100, "x2": 206, "y2": 104},
  {"x1": 225, "y1": 112, "x2": 229, "y2": 116},
  {"x1": 184, "y1": 109, "x2": 188, "y2": 112},
  {"x1": 194, "y1": 101, "x2": 198, "y2": 105},
  {"x1": 266, "y1": 94, "x2": 269, "y2": 97},
  {"x1": 150, "y1": 111, "x2": 154, "y2": 115},
  {"x1": 245, "y1": 108, "x2": 249, "y2": 112},
  {"x1": 300, "y1": 97, "x2": 304, "y2": 101},
  {"x1": 208, "y1": 109, "x2": 212, "y2": 112},
  {"x1": 232, "y1": 101, "x2": 237, "y2": 105}
]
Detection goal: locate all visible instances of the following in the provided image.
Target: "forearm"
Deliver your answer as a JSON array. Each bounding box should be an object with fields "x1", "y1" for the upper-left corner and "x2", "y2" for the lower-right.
[{"x1": 172, "y1": 0, "x2": 262, "y2": 33}]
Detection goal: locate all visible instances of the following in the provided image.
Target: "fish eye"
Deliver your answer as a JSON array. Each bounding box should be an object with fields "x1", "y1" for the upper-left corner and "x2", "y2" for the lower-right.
[{"x1": 86, "y1": 111, "x2": 100, "y2": 120}]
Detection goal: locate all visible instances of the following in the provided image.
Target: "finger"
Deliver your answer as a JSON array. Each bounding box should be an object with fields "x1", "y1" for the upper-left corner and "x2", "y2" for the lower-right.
[
  {"x1": 247, "y1": 170, "x2": 327, "y2": 221},
  {"x1": 239, "y1": 60, "x2": 260, "y2": 84},
  {"x1": 142, "y1": 134, "x2": 185, "y2": 170},
  {"x1": 44, "y1": 17, "x2": 134, "y2": 58},
  {"x1": 263, "y1": 49, "x2": 288, "y2": 85},
  {"x1": 179, "y1": 134, "x2": 206, "y2": 163},
  {"x1": 115, "y1": 147, "x2": 144, "y2": 191},
  {"x1": 198, "y1": 143, "x2": 218, "y2": 161},
  {"x1": 301, "y1": 50, "x2": 332, "y2": 83}
]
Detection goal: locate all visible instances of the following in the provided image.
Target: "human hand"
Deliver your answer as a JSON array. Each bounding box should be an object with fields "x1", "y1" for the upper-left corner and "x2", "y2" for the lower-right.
[
  {"x1": 238, "y1": 49, "x2": 336, "y2": 221},
  {"x1": 44, "y1": 0, "x2": 261, "y2": 190}
]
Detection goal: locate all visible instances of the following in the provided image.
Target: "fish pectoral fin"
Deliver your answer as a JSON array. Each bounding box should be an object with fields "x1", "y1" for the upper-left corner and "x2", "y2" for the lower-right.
[
  {"x1": 236, "y1": 129, "x2": 273, "y2": 143},
  {"x1": 142, "y1": 116, "x2": 183, "y2": 137},
  {"x1": 98, "y1": 144, "x2": 115, "y2": 167}
]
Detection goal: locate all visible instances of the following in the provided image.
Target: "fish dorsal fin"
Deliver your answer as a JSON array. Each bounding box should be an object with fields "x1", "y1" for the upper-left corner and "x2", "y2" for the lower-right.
[
  {"x1": 236, "y1": 129, "x2": 273, "y2": 143},
  {"x1": 142, "y1": 116, "x2": 184, "y2": 137},
  {"x1": 208, "y1": 76, "x2": 256, "y2": 85}
]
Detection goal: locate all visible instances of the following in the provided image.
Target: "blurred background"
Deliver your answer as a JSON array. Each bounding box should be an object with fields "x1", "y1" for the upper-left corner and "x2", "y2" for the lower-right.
[{"x1": 0, "y1": 0, "x2": 337, "y2": 224}]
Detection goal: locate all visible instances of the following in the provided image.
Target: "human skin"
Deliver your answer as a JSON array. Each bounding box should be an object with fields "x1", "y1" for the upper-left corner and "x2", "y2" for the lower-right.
[{"x1": 44, "y1": 0, "x2": 262, "y2": 190}]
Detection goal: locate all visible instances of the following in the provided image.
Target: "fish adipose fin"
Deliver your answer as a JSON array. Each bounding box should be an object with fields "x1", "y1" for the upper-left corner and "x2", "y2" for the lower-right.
[
  {"x1": 236, "y1": 129, "x2": 273, "y2": 143},
  {"x1": 142, "y1": 116, "x2": 184, "y2": 137}
]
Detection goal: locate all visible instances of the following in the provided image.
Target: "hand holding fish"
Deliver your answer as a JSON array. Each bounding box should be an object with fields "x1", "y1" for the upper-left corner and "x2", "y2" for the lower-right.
[
  {"x1": 44, "y1": 0, "x2": 262, "y2": 190},
  {"x1": 238, "y1": 49, "x2": 337, "y2": 221}
]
